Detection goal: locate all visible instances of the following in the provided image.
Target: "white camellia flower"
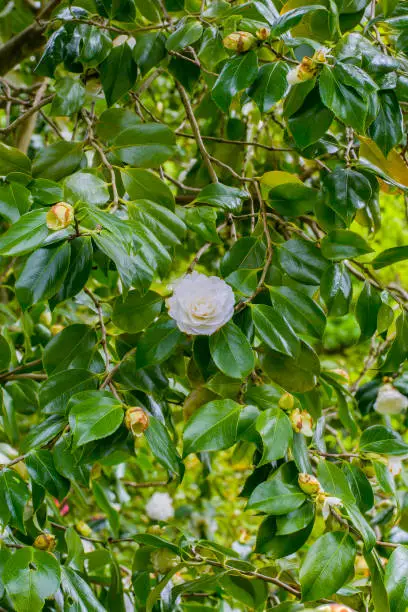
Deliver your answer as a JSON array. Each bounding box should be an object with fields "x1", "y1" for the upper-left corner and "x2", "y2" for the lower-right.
[
  {"x1": 388, "y1": 456, "x2": 407, "y2": 477},
  {"x1": 167, "y1": 271, "x2": 235, "y2": 336},
  {"x1": 145, "y1": 492, "x2": 174, "y2": 522},
  {"x1": 374, "y1": 383, "x2": 408, "y2": 415}
]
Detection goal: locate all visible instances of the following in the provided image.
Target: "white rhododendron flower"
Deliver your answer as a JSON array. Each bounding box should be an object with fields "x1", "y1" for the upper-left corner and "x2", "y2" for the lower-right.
[
  {"x1": 145, "y1": 492, "x2": 174, "y2": 522},
  {"x1": 167, "y1": 272, "x2": 235, "y2": 336},
  {"x1": 374, "y1": 383, "x2": 408, "y2": 415}
]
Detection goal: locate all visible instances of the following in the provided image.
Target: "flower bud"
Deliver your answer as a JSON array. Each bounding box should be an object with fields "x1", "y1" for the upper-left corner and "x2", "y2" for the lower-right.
[
  {"x1": 286, "y1": 56, "x2": 318, "y2": 85},
  {"x1": 223, "y1": 31, "x2": 256, "y2": 53},
  {"x1": 46, "y1": 202, "x2": 74, "y2": 230},
  {"x1": 298, "y1": 473, "x2": 322, "y2": 495},
  {"x1": 125, "y1": 407, "x2": 149, "y2": 436},
  {"x1": 256, "y1": 27, "x2": 270, "y2": 41},
  {"x1": 317, "y1": 605, "x2": 357, "y2": 612},
  {"x1": 51, "y1": 324, "x2": 64, "y2": 336},
  {"x1": 313, "y1": 47, "x2": 329, "y2": 63},
  {"x1": 33, "y1": 533, "x2": 56, "y2": 551},
  {"x1": 289, "y1": 408, "x2": 314, "y2": 437},
  {"x1": 75, "y1": 520, "x2": 93, "y2": 537},
  {"x1": 374, "y1": 383, "x2": 408, "y2": 415},
  {"x1": 331, "y1": 368, "x2": 350, "y2": 383},
  {"x1": 150, "y1": 548, "x2": 179, "y2": 574},
  {"x1": 278, "y1": 392, "x2": 295, "y2": 411}
]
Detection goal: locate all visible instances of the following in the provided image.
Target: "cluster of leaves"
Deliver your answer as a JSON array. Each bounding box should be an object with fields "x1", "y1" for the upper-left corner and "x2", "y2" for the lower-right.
[{"x1": 1, "y1": 0, "x2": 408, "y2": 610}]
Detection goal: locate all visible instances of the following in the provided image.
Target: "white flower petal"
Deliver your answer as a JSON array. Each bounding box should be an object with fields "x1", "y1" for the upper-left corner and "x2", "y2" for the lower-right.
[
  {"x1": 374, "y1": 384, "x2": 408, "y2": 415},
  {"x1": 145, "y1": 492, "x2": 174, "y2": 522}
]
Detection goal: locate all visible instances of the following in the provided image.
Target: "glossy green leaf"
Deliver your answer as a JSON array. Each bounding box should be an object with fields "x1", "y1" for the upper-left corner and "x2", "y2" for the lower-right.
[
  {"x1": 260, "y1": 341, "x2": 320, "y2": 393},
  {"x1": 166, "y1": 19, "x2": 203, "y2": 51},
  {"x1": 372, "y1": 245, "x2": 408, "y2": 270},
  {"x1": 136, "y1": 316, "x2": 183, "y2": 369},
  {"x1": 0, "y1": 143, "x2": 31, "y2": 176},
  {"x1": 251, "y1": 304, "x2": 300, "y2": 357},
  {"x1": 321, "y1": 230, "x2": 373, "y2": 260},
  {"x1": 321, "y1": 263, "x2": 352, "y2": 316},
  {"x1": 248, "y1": 61, "x2": 289, "y2": 113},
  {"x1": 32, "y1": 142, "x2": 84, "y2": 181},
  {"x1": 121, "y1": 168, "x2": 175, "y2": 210},
  {"x1": 145, "y1": 416, "x2": 184, "y2": 479},
  {"x1": 99, "y1": 43, "x2": 137, "y2": 106},
  {"x1": 194, "y1": 183, "x2": 248, "y2": 213},
  {"x1": 68, "y1": 390, "x2": 123, "y2": 448},
  {"x1": 0, "y1": 469, "x2": 29, "y2": 533},
  {"x1": 112, "y1": 291, "x2": 163, "y2": 333},
  {"x1": 269, "y1": 286, "x2": 326, "y2": 339},
  {"x1": 209, "y1": 321, "x2": 255, "y2": 379},
  {"x1": 43, "y1": 324, "x2": 97, "y2": 375},
  {"x1": 111, "y1": 123, "x2": 176, "y2": 167},
  {"x1": 0, "y1": 210, "x2": 48, "y2": 256},
  {"x1": 277, "y1": 238, "x2": 328, "y2": 285},
  {"x1": 26, "y1": 449, "x2": 70, "y2": 500},
  {"x1": 183, "y1": 399, "x2": 242, "y2": 456},
  {"x1": 212, "y1": 51, "x2": 258, "y2": 112},
  {"x1": 133, "y1": 32, "x2": 166, "y2": 75},
  {"x1": 360, "y1": 425, "x2": 408, "y2": 456},
  {"x1": 385, "y1": 546, "x2": 408, "y2": 612},
  {"x1": 256, "y1": 406, "x2": 293, "y2": 464}
]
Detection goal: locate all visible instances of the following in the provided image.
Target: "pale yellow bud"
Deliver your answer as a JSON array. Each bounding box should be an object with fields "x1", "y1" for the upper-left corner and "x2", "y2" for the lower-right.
[
  {"x1": 33, "y1": 533, "x2": 56, "y2": 551},
  {"x1": 289, "y1": 408, "x2": 314, "y2": 437},
  {"x1": 256, "y1": 27, "x2": 270, "y2": 41},
  {"x1": 125, "y1": 407, "x2": 149, "y2": 436},
  {"x1": 75, "y1": 520, "x2": 93, "y2": 537},
  {"x1": 51, "y1": 324, "x2": 64, "y2": 335},
  {"x1": 151, "y1": 548, "x2": 179, "y2": 574},
  {"x1": 223, "y1": 31, "x2": 256, "y2": 53},
  {"x1": 287, "y1": 56, "x2": 318, "y2": 85},
  {"x1": 46, "y1": 202, "x2": 74, "y2": 230},
  {"x1": 298, "y1": 473, "x2": 322, "y2": 495},
  {"x1": 278, "y1": 392, "x2": 295, "y2": 411}
]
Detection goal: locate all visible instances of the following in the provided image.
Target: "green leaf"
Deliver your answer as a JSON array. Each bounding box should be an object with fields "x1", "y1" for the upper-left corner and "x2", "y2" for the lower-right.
[
  {"x1": 323, "y1": 167, "x2": 373, "y2": 227},
  {"x1": 319, "y1": 64, "x2": 372, "y2": 133},
  {"x1": 372, "y1": 245, "x2": 408, "y2": 270},
  {"x1": 345, "y1": 502, "x2": 376, "y2": 551},
  {"x1": 61, "y1": 566, "x2": 106, "y2": 612},
  {"x1": 256, "y1": 406, "x2": 293, "y2": 464},
  {"x1": 96, "y1": 0, "x2": 136, "y2": 20},
  {"x1": 368, "y1": 91, "x2": 403, "y2": 156},
  {"x1": 276, "y1": 500, "x2": 315, "y2": 534},
  {"x1": 251, "y1": 304, "x2": 300, "y2": 357},
  {"x1": 121, "y1": 168, "x2": 175, "y2": 210},
  {"x1": 277, "y1": 238, "x2": 328, "y2": 285},
  {"x1": 267, "y1": 183, "x2": 319, "y2": 217},
  {"x1": 3, "y1": 547, "x2": 60, "y2": 612},
  {"x1": 77, "y1": 25, "x2": 112, "y2": 66},
  {"x1": 50, "y1": 77, "x2": 85, "y2": 116},
  {"x1": 287, "y1": 86, "x2": 333, "y2": 149},
  {"x1": 92, "y1": 480, "x2": 120, "y2": 537},
  {"x1": 247, "y1": 61, "x2": 289, "y2": 113},
  {"x1": 271, "y1": 4, "x2": 328, "y2": 35},
  {"x1": 0, "y1": 469, "x2": 29, "y2": 533},
  {"x1": 16, "y1": 242, "x2": 71, "y2": 309},
  {"x1": 52, "y1": 236, "x2": 93, "y2": 304},
  {"x1": 300, "y1": 531, "x2": 356, "y2": 601},
  {"x1": 0, "y1": 181, "x2": 31, "y2": 223},
  {"x1": 166, "y1": 19, "x2": 203, "y2": 51},
  {"x1": 355, "y1": 281, "x2": 382, "y2": 340},
  {"x1": 96, "y1": 108, "x2": 141, "y2": 143},
  {"x1": 360, "y1": 425, "x2": 408, "y2": 456},
  {"x1": 256, "y1": 514, "x2": 314, "y2": 559},
  {"x1": 32, "y1": 142, "x2": 84, "y2": 181},
  {"x1": 0, "y1": 335, "x2": 11, "y2": 372},
  {"x1": 194, "y1": 183, "x2": 248, "y2": 213},
  {"x1": 343, "y1": 462, "x2": 374, "y2": 513},
  {"x1": 269, "y1": 286, "x2": 326, "y2": 339},
  {"x1": 64, "y1": 171, "x2": 109, "y2": 206},
  {"x1": 221, "y1": 236, "x2": 266, "y2": 277},
  {"x1": 133, "y1": 32, "x2": 166, "y2": 75},
  {"x1": 179, "y1": 206, "x2": 220, "y2": 243},
  {"x1": 365, "y1": 550, "x2": 391, "y2": 612},
  {"x1": 0, "y1": 142, "x2": 31, "y2": 176},
  {"x1": 212, "y1": 51, "x2": 258, "y2": 112},
  {"x1": 68, "y1": 390, "x2": 123, "y2": 448},
  {"x1": 43, "y1": 324, "x2": 97, "y2": 375},
  {"x1": 260, "y1": 341, "x2": 320, "y2": 393},
  {"x1": 99, "y1": 43, "x2": 137, "y2": 106},
  {"x1": 385, "y1": 546, "x2": 408, "y2": 612},
  {"x1": 381, "y1": 313, "x2": 408, "y2": 372},
  {"x1": 183, "y1": 399, "x2": 242, "y2": 456},
  {"x1": 321, "y1": 230, "x2": 373, "y2": 260},
  {"x1": 145, "y1": 416, "x2": 184, "y2": 479},
  {"x1": 21, "y1": 415, "x2": 67, "y2": 453},
  {"x1": 136, "y1": 316, "x2": 183, "y2": 369},
  {"x1": 0, "y1": 210, "x2": 48, "y2": 256},
  {"x1": 209, "y1": 321, "x2": 255, "y2": 379},
  {"x1": 26, "y1": 449, "x2": 70, "y2": 500},
  {"x1": 112, "y1": 291, "x2": 163, "y2": 333},
  {"x1": 247, "y1": 477, "x2": 306, "y2": 514},
  {"x1": 111, "y1": 123, "x2": 176, "y2": 167},
  {"x1": 317, "y1": 460, "x2": 355, "y2": 504},
  {"x1": 321, "y1": 263, "x2": 352, "y2": 316},
  {"x1": 39, "y1": 369, "x2": 98, "y2": 415}
]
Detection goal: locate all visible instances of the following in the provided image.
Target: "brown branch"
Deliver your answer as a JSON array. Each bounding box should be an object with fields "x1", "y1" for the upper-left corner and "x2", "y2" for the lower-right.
[
  {"x1": 100, "y1": 347, "x2": 137, "y2": 390},
  {"x1": 175, "y1": 82, "x2": 218, "y2": 184},
  {"x1": 0, "y1": 0, "x2": 62, "y2": 76},
  {"x1": 122, "y1": 480, "x2": 168, "y2": 489},
  {"x1": 0, "y1": 94, "x2": 54, "y2": 136},
  {"x1": 176, "y1": 131, "x2": 293, "y2": 153}
]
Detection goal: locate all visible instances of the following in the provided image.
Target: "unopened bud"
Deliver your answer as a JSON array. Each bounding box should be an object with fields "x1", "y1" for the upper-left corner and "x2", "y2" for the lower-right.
[
  {"x1": 298, "y1": 473, "x2": 322, "y2": 495},
  {"x1": 125, "y1": 407, "x2": 149, "y2": 436},
  {"x1": 51, "y1": 324, "x2": 64, "y2": 335},
  {"x1": 33, "y1": 533, "x2": 56, "y2": 551},
  {"x1": 374, "y1": 383, "x2": 408, "y2": 415},
  {"x1": 256, "y1": 27, "x2": 270, "y2": 41},
  {"x1": 278, "y1": 392, "x2": 295, "y2": 411},
  {"x1": 317, "y1": 605, "x2": 357, "y2": 612},
  {"x1": 287, "y1": 56, "x2": 318, "y2": 85},
  {"x1": 150, "y1": 548, "x2": 179, "y2": 574},
  {"x1": 75, "y1": 520, "x2": 93, "y2": 537},
  {"x1": 46, "y1": 202, "x2": 74, "y2": 230},
  {"x1": 223, "y1": 31, "x2": 256, "y2": 53},
  {"x1": 331, "y1": 368, "x2": 350, "y2": 382},
  {"x1": 90, "y1": 463, "x2": 102, "y2": 480},
  {"x1": 289, "y1": 408, "x2": 314, "y2": 437},
  {"x1": 313, "y1": 47, "x2": 329, "y2": 63}
]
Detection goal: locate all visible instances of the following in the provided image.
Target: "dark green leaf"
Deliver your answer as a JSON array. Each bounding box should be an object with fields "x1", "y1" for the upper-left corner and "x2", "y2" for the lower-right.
[
  {"x1": 194, "y1": 183, "x2": 248, "y2": 213},
  {"x1": 32, "y1": 142, "x2": 84, "y2": 181},
  {"x1": 112, "y1": 291, "x2": 163, "y2": 333},
  {"x1": 269, "y1": 286, "x2": 326, "y2": 339},
  {"x1": 255, "y1": 406, "x2": 293, "y2": 464},
  {"x1": 209, "y1": 321, "x2": 254, "y2": 379},
  {"x1": 183, "y1": 399, "x2": 242, "y2": 456},
  {"x1": 68, "y1": 390, "x2": 123, "y2": 448},
  {"x1": 355, "y1": 281, "x2": 382, "y2": 340},
  {"x1": 133, "y1": 32, "x2": 166, "y2": 75},
  {"x1": 145, "y1": 416, "x2": 184, "y2": 479},
  {"x1": 0, "y1": 210, "x2": 48, "y2": 256},
  {"x1": 248, "y1": 61, "x2": 289, "y2": 113},
  {"x1": 212, "y1": 51, "x2": 258, "y2": 112},
  {"x1": 166, "y1": 19, "x2": 203, "y2": 51},
  {"x1": 121, "y1": 168, "x2": 175, "y2": 210},
  {"x1": 26, "y1": 449, "x2": 70, "y2": 500},
  {"x1": 99, "y1": 43, "x2": 137, "y2": 106},
  {"x1": 0, "y1": 469, "x2": 29, "y2": 533},
  {"x1": 385, "y1": 546, "x2": 408, "y2": 612},
  {"x1": 277, "y1": 238, "x2": 328, "y2": 285},
  {"x1": 136, "y1": 316, "x2": 183, "y2": 369},
  {"x1": 111, "y1": 123, "x2": 175, "y2": 167},
  {"x1": 260, "y1": 341, "x2": 320, "y2": 393},
  {"x1": 360, "y1": 425, "x2": 408, "y2": 456},
  {"x1": 323, "y1": 167, "x2": 373, "y2": 227},
  {"x1": 368, "y1": 91, "x2": 403, "y2": 156},
  {"x1": 321, "y1": 230, "x2": 373, "y2": 260},
  {"x1": 0, "y1": 143, "x2": 31, "y2": 176},
  {"x1": 372, "y1": 245, "x2": 408, "y2": 270},
  {"x1": 251, "y1": 304, "x2": 300, "y2": 357},
  {"x1": 321, "y1": 263, "x2": 352, "y2": 316},
  {"x1": 43, "y1": 324, "x2": 97, "y2": 375}
]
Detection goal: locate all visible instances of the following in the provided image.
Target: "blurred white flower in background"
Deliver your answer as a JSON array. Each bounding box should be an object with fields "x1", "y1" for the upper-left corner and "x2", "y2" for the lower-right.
[
  {"x1": 374, "y1": 383, "x2": 408, "y2": 415},
  {"x1": 145, "y1": 492, "x2": 174, "y2": 522},
  {"x1": 167, "y1": 271, "x2": 235, "y2": 335}
]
